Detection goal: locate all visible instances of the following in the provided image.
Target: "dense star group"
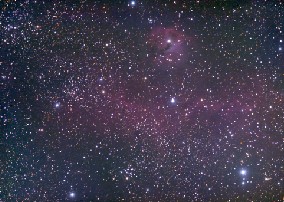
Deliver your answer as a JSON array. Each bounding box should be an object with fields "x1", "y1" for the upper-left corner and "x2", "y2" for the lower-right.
[{"x1": 1, "y1": 0, "x2": 283, "y2": 201}]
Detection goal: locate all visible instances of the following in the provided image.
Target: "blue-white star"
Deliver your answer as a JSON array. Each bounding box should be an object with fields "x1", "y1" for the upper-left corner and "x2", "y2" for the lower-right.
[
  {"x1": 131, "y1": 1, "x2": 136, "y2": 6},
  {"x1": 240, "y1": 169, "x2": 247, "y2": 175},
  {"x1": 55, "y1": 102, "x2": 60, "y2": 108},
  {"x1": 69, "y1": 192, "x2": 75, "y2": 198}
]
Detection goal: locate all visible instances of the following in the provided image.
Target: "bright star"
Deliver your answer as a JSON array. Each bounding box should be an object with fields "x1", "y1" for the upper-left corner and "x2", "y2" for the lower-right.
[
  {"x1": 167, "y1": 39, "x2": 171, "y2": 43},
  {"x1": 240, "y1": 169, "x2": 247, "y2": 175},
  {"x1": 69, "y1": 192, "x2": 75, "y2": 198},
  {"x1": 55, "y1": 102, "x2": 60, "y2": 108},
  {"x1": 171, "y1": 98, "x2": 175, "y2": 103},
  {"x1": 131, "y1": 1, "x2": 136, "y2": 6}
]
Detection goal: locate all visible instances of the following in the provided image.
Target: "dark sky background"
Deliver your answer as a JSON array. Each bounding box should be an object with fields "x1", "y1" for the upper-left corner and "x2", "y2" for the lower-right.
[{"x1": 1, "y1": 0, "x2": 283, "y2": 201}]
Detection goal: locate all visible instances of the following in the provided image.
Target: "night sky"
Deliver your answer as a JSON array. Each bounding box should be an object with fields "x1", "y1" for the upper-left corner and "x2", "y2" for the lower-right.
[{"x1": 1, "y1": 0, "x2": 284, "y2": 201}]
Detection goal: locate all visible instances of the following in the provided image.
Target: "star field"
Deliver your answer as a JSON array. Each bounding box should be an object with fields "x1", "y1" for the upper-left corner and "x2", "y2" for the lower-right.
[{"x1": 1, "y1": 0, "x2": 284, "y2": 201}]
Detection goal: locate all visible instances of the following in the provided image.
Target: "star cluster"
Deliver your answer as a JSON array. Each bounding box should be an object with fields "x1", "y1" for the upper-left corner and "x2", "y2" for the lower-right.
[{"x1": 1, "y1": 0, "x2": 284, "y2": 201}]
